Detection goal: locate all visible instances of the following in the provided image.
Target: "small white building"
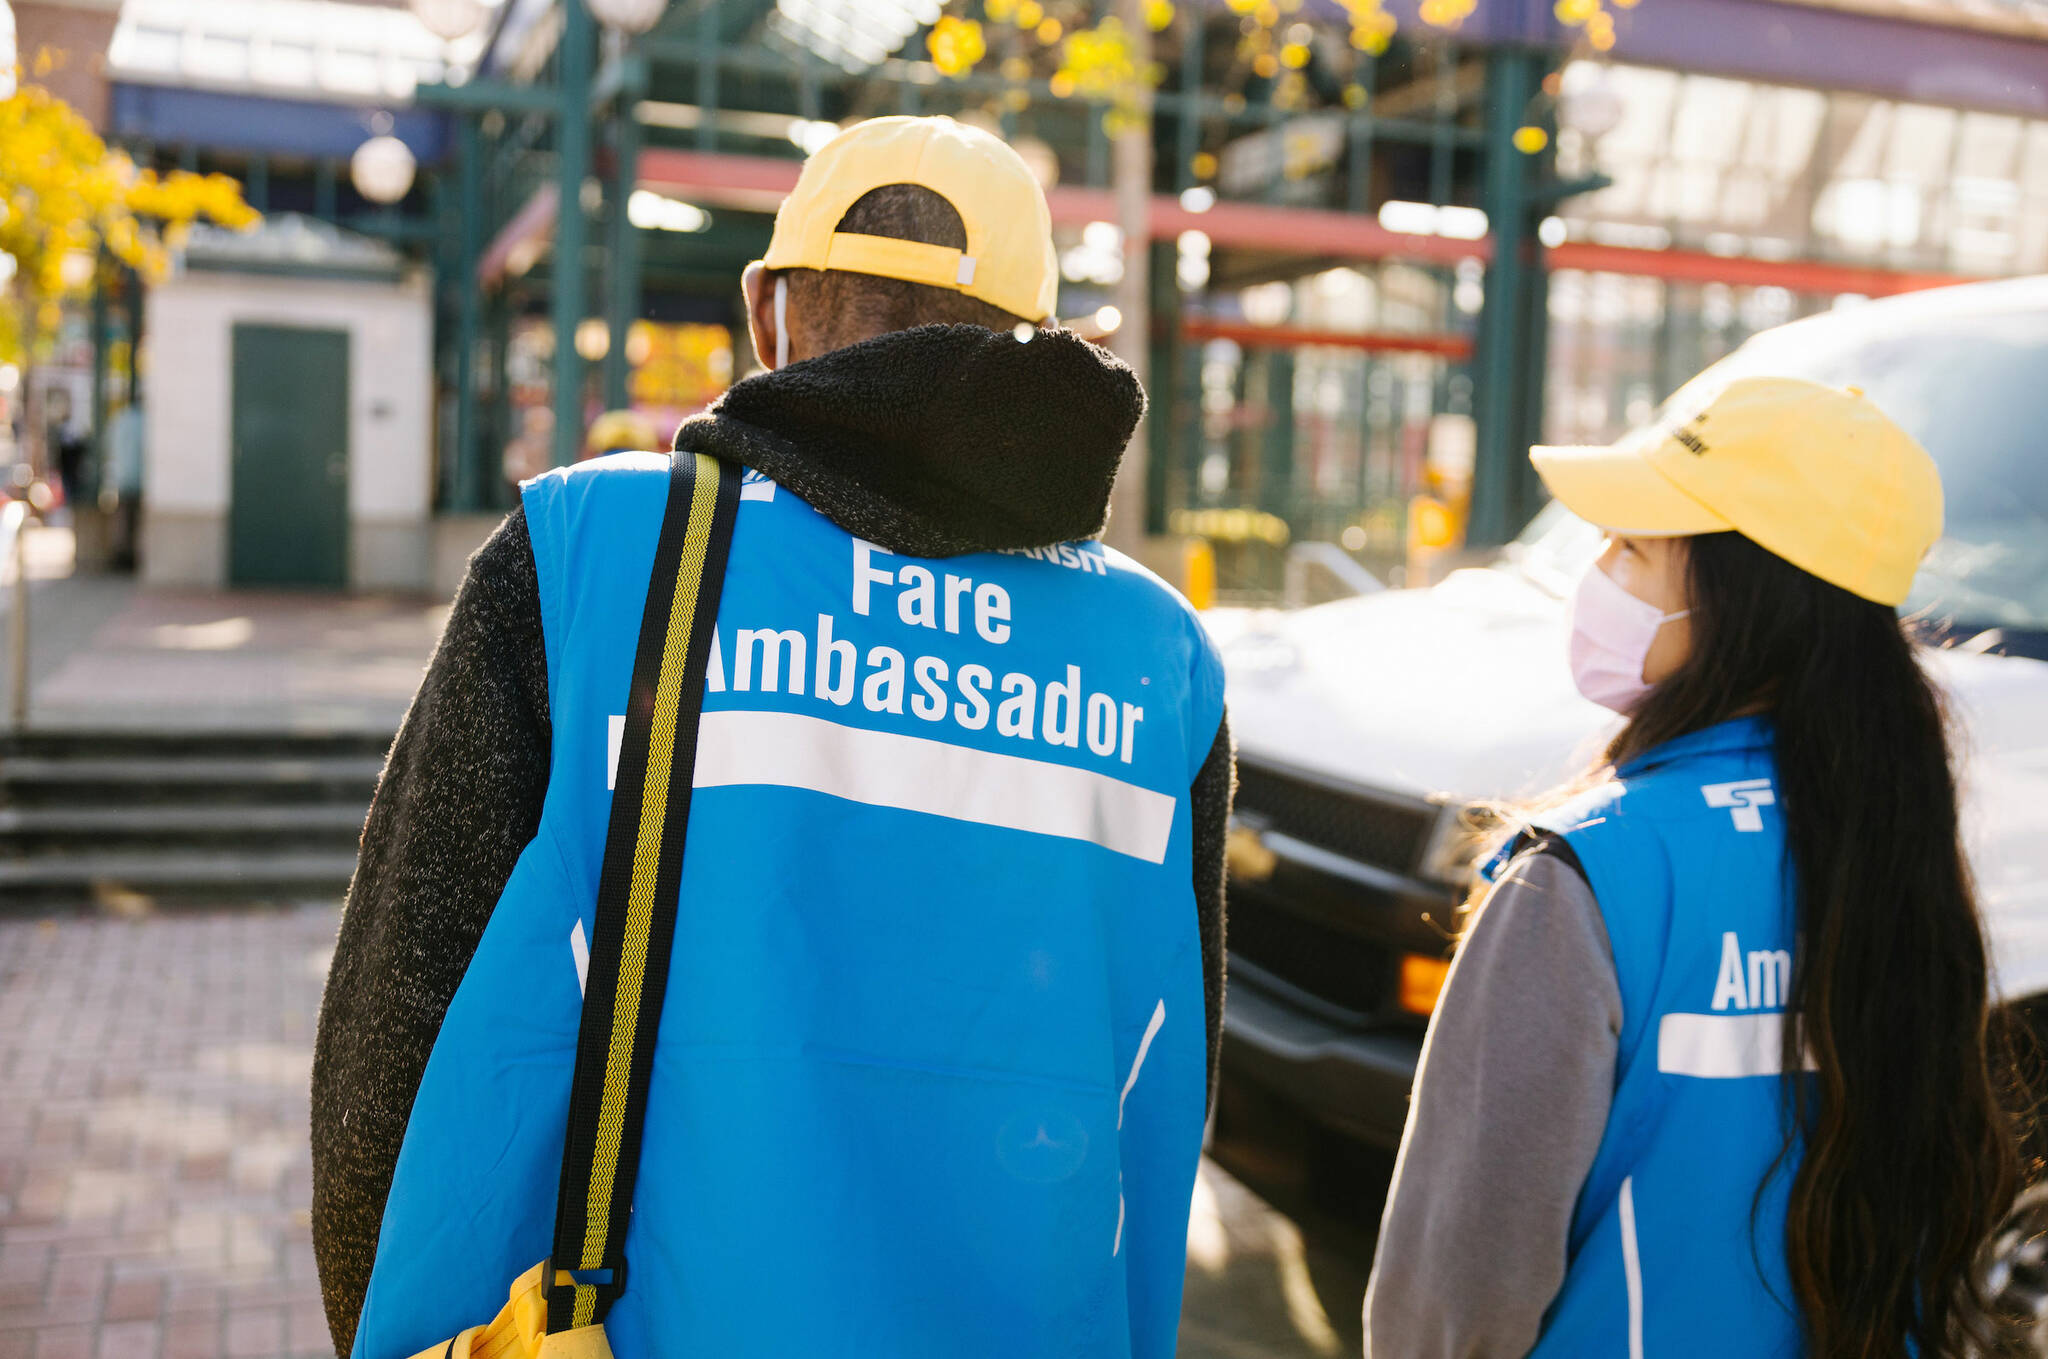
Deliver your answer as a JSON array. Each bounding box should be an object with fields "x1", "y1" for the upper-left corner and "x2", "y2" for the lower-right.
[{"x1": 142, "y1": 215, "x2": 435, "y2": 593}]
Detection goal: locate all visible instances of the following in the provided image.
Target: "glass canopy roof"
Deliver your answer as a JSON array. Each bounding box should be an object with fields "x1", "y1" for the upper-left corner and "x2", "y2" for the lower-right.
[{"x1": 106, "y1": 0, "x2": 489, "y2": 102}]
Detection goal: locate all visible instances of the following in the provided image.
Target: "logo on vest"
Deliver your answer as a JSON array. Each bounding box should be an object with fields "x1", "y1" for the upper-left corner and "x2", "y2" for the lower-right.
[{"x1": 1701, "y1": 777, "x2": 1774, "y2": 831}]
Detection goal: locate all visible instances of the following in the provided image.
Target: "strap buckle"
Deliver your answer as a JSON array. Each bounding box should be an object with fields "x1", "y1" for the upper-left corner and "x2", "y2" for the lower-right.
[{"x1": 542, "y1": 1256, "x2": 628, "y2": 1330}]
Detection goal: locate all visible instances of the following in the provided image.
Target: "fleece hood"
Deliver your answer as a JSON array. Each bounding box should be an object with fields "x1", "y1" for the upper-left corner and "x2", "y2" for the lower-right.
[{"x1": 672, "y1": 322, "x2": 1144, "y2": 558}]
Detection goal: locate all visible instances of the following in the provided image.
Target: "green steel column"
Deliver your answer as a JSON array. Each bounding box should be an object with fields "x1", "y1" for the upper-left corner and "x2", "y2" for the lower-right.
[
  {"x1": 314, "y1": 159, "x2": 337, "y2": 220},
  {"x1": 1173, "y1": 17, "x2": 1204, "y2": 191},
  {"x1": 1180, "y1": 327, "x2": 1204, "y2": 512},
  {"x1": 453, "y1": 115, "x2": 486, "y2": 511},
  {"x1": 1515, "y1": 258, "x2": 1551, "y2": 522},
  {"x1": 1466, "y1": 47, "x2": 1545, "y2": 547},
  {"x1": 1260, "y1": 348, "x2": 1295, "y2": 525},
  {"x1": 1346, "y1": 50, "x2": 1378, "y2": 214},
  {"x1": 603, "y1": 62, "x2": 646, "y2": 413},
  {"x1": 695, "y1": 1, "x2": 718, "y2": 152},
  {"x1": 246, "y1": 153, "x2": 269, "y2": 213},
  {"x1": 551, "y1": 0, "x2": 597, "y2": 468},
  {"x1": 429, "y1": 171, "x2": 458, "y2": 512},
  {"x1": 798, "y1": 51, "x2": 821, "y2": 123},
  {"x1": 1429, "y1": 40, "x2": 1457, "y2": 211},
  {"x1": 487, "y1": 289, "x2": 514, "y2": 509},
  {"x1": 1145, "y1": 240, "x2": 1177, "y2": 534}
]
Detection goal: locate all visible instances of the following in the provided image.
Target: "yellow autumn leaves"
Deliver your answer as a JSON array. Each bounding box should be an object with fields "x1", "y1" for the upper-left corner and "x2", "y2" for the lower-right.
[
  {"x1": 927, "y1": 15, "x2": 987, "y2": 76},
  {"x1": 0, "y1": 77, "x2": 257, "y2": 362},
  {"x1": 934, "y1": 0, "x2": 1169, "y2": 118},
  {"x1": 1057, "y1": 19, "x2": 1145, "y2": 103},
  {"x1": 928, "y1": 0, "x2": 1520, "y2": 99},
  {"x1": 1554, "y1": 0, "x2": 1637, "y2": 50},
  {"x1": 1416, "y1": 0, "x2": 1478, "y2": 28},
  {"x1": 1335, "y1": 0, "x2": 1398, "y2": 54}
]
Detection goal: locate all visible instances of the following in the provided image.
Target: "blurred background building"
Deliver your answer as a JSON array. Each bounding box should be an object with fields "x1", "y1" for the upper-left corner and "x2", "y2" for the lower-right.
[{"x1": 9, "y1": 0, "x2": 2048, "y2": 596}]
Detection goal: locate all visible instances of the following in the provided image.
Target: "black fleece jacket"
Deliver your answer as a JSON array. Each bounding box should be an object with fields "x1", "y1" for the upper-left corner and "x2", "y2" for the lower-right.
[{"x1": 309, "y1": 325, "x2": 1235, "y2": 1357}]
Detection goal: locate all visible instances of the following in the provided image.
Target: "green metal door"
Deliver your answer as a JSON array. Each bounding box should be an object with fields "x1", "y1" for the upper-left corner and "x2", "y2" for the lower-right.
[{"x1": 229, "y1": 324, "x2": 349, "y2": 587}]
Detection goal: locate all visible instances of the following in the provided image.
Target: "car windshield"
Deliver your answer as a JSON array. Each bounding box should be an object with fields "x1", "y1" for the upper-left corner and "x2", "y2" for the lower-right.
[{"x1": 1515, "y1": 294, "x2": 2048, "y2": 644}]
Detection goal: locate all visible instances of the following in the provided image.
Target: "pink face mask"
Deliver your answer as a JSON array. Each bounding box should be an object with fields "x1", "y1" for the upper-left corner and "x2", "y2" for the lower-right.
[{"x1": 1567, "y1": 561, "x2": 1690, "y2": 713}]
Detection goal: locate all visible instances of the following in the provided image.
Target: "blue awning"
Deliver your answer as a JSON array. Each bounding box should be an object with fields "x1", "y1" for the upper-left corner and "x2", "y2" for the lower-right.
[{"x1": 109, "y1": 83, "x2": 451, "y2": 164}]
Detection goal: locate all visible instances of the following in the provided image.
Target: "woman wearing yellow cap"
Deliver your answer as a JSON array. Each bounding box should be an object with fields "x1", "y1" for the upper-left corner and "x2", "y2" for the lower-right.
[{"x1": 1363, "y1": 376, "x2": 2026, "y2": 1358}]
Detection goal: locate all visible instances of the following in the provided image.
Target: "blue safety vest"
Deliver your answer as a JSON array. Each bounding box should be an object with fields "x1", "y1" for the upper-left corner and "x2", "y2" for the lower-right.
[
  {"x1": 350, "y1": 453, "x2": 1227, "y2": 1359},
  {"x1": 1518, "y1": 716, "x2": 1808, "y2": 1359}
]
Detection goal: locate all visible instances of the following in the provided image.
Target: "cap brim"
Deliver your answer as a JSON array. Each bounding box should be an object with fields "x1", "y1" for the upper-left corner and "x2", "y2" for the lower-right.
[{"x1": 1530, "y1": 440, "x2": 1733, "y2": 537}]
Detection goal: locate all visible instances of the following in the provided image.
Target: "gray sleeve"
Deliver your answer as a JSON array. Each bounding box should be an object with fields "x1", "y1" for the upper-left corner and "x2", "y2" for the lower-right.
[
  {"x1": 1189, "y1": 712, "x2": 1234, "y2": 1114},
  {"x1": 310, "y1": 508, "x2": 552, "y2": 1357},
  {"x1": 1362, "y1": 848, "x2": 1622, "y2": 1359}
]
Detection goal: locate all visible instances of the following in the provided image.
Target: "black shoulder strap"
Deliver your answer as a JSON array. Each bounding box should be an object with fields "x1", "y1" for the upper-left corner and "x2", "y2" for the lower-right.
[
  {"x1": 546, "y1": 451, "x2": 741, "y2": 1334},
  {"x1": 1506, "y1": 829, "x2": 1588, "y2": 886}
]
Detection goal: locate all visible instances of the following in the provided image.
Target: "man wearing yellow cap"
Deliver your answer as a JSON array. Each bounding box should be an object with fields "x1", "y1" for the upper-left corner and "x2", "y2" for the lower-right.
[{"x1": 313, "y1": 116, "x2": 1233, "y2": 1359}]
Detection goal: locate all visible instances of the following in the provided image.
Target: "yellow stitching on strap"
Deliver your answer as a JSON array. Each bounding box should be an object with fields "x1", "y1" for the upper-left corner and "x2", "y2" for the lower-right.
[
  {"x1": 570, "y1": 1284, "x2": 597, "y2": 1332},
  {"x1": 579, "y1": 454, "x2": 724, "y2": 1270}
]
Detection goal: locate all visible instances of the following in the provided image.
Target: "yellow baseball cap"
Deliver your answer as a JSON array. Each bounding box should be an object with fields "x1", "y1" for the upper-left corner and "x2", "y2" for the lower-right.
[
  {"x1": 1530, "y1": 375, "x2": 1943, "y2": 606},
  {"x1": 761, "y1": 115, "x2": 1059, "y2": 323}
]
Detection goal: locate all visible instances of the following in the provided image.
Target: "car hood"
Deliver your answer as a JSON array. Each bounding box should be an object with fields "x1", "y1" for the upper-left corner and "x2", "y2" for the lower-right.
[
  {"x1": 1213, "y1": 567, "x2": 1617, "y2": 802},
  {"x1": 1211, "y1": 570, "x2": 2048, "y2": 1001}
]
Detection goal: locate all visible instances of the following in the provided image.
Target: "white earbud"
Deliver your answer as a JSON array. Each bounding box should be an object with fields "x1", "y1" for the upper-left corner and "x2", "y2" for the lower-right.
[{"x1": 773, "y1": 274, "x2": 789, "y2": 369}]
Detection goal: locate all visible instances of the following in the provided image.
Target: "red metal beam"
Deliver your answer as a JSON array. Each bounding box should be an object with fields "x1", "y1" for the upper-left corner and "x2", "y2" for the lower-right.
[
  {"x1": 1041, "y1": 184, "x2": 1492, "y2": 267},
  {"x1": 634, "y1": 147, "x2": 1487, "y2": 267},
  {"x1": 635, "y1": 148, "x2": 800, "y2": 214},
  {"x1": 478, "y1": 182, "x2": 559, "y2": 288},
  {"x1": 1181, "y1": 317, "x2": 1476, "y2": 359},
  {"x1": 1544, "y1": 241, "x2": 1975, "y2": 298},
  {"x1": 625, "y1": 148, "x2": 1984, "y2": 300}
]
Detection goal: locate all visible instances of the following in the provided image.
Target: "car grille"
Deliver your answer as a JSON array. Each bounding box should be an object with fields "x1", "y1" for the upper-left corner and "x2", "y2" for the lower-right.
[
  {"x1": 1229, "y1": 896, "x2": 1395, "y2": 1018},
  {"x1": 1234, "y1": 757, "x2": 1437, "y2": 874}
]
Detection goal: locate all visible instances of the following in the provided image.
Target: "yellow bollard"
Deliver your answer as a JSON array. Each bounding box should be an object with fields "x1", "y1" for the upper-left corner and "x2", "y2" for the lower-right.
[{"x1": 1183, "y1": 536, "x2": 1216, "y2": 611}]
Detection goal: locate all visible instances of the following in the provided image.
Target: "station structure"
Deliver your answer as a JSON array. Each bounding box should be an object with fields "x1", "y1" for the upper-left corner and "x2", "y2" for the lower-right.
[{"x1": 46, "y1": 0, "x2": 2048, "y2": 589}]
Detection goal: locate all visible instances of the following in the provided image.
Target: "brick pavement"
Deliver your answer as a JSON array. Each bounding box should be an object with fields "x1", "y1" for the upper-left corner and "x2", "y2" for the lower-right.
[{"x1": 0, "y1": 906, "x2": 340, "y2": 1359}]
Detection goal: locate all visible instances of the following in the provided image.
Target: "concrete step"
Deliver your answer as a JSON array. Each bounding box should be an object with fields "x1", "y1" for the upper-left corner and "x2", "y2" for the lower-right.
[
  {"x1": 0, "y1": 803, "x2": 366, "y2": 835},
  {"x1": 0, "y1": 755, "x2": 383, "y2": 807},
  {"x1": 0, "y1": 730, "x2": 384, "y2": 904},
  {"x1": 0, "y1": 730, "x2": 392, "y2": 761},
  {"x1": 0, "y1": 849, "x2": 360, "y2": 905},
  {"x1": 0, "y1": 803, "x2": 366, "y2": 859}
]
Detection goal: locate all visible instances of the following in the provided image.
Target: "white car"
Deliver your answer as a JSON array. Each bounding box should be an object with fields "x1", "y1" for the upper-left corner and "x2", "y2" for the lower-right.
[{"x1": 1212, "y1": 276, "x2": 2048, "y2": 1149}]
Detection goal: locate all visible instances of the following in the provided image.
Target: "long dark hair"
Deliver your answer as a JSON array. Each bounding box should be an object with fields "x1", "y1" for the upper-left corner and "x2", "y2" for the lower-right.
[{"x1": 1601, "y1": 530, "x2": 2028, "y2": 1357}]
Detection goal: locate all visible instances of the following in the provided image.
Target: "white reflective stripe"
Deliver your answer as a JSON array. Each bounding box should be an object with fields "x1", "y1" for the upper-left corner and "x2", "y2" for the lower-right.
[
  {"x1": 1118, "y1": 999, "x2": 1166, "y2": 1130},
  {"x1": 1619, "y1": 1176, "x2": 1644, "y2": 1359},
  {"x1": 569, "y1": 918, "x2": 590, "y2": 997},
  {"x1": 607, "y1": 715, "x2": 626, "y2": 791},
  {"x1": 1111, "y1": 1002, "x2": 1165, "y2": 1258},
  {"x1": 1112, "y1": 1174, "x2": 1125, "y2": 1257},
  {"x1": 1657, "y1": 1012, "x2": 1816, "y2": 1079},
  {"x1": 690, "y1": 709, "x2": 1178, "y2": 863}
]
